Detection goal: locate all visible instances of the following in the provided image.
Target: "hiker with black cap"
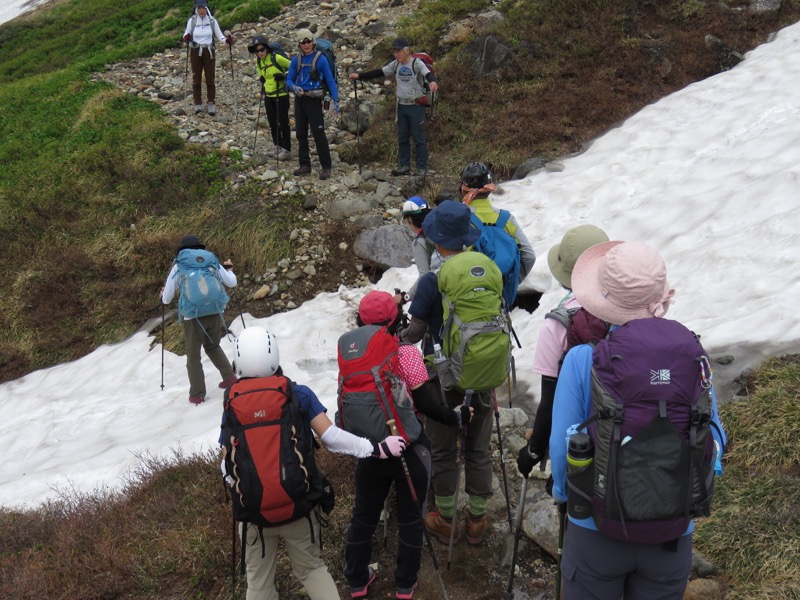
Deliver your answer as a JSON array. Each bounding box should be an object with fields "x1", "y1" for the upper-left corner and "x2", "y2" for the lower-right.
[
  {"x1": 540, "y1": 241, "x2": 726, "y2": 599},
  {"x1": 398, "y1": 201, "x2": 497, "y2": 547},
  {"x1": 182, "y1": 0, "x2": 233, "y2": 116},
  {"x1": 349, "y1": 37, "x2": 439, "y2": 176},
  {"x1": 285, "y1": 28, "x2": 339, "y2": 180},
  {"x1": 342, "y1": 290, "x2": 471, "y2": 600},
  {"x1": 248, "y1": 35, "x2": 292, "y2": 161},
  {"x1": 160, "y1": 234, "x2": 237, "y2": 405}
]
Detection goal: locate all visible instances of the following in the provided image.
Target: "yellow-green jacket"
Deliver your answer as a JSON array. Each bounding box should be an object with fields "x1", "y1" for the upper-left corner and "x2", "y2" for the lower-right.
[{"x1": 256, "y1": 52, "x2": 291, "y2": 97}]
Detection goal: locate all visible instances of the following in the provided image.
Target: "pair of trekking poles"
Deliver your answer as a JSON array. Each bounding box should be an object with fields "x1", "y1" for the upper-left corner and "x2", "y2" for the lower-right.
[{"x1": 183, "y1": 37, "x2": 235, "y2": 113}]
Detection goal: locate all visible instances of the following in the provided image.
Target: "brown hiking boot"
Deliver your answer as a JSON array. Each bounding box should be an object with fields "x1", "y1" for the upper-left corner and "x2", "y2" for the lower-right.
[
  {"x1": 465, "y1": 513, "x2": 488, "y2": 545},
  {"x1": 424, "y1": 511, "x2": 457, "y2": 544}
]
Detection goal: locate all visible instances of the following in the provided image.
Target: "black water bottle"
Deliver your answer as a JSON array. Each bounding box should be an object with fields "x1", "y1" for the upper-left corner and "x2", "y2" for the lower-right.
[{"x1": 566, "y1": 432, "x2": 594, "y2": 520}]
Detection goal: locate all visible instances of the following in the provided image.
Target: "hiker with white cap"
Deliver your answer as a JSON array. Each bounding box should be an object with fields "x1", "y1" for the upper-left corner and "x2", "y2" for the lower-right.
[
  {"x1": 547, "y1": 241, "x2": 726, "y2": 599},
  {"x1": 349, "y1": 37, "x2": 438, "y2": 176},
  {"x1": 517, "y1": 224, "x2": 609, "y2": 461}
]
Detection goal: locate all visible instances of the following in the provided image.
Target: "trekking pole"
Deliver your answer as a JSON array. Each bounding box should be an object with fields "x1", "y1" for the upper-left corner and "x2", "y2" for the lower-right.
[
  {"x1": 492, "y1": 391, "x2": 513, "y2": 533},
  {"x1": 353, "y1": 78, "x2": 362, "y2": 174},
  {"x1": 507, "y1": 373, "x2": 513, "y2": 409},
  {"x1": 226, "y1": 31, "x2": 235, "y2": 84},
  {"x1": 252, "y1": 86, "x2": 264, "y2": 157},
  {"x1": 231, "y1": 289, "x2": 246, "y2": 329},
  {"x1": 160, "y1": 301, "x2": 165, "y2": 391},
  {"x1": 382, "y1": 497, "x2": 389, "y2": 546},
  {"x1": 184, "y1": 41, "x2": 190, "y2": 111},
  {"x1": 447, "y1": 389, "x2": 472, "y2": 571},
  {"x1": 504, "y1": 476, "x2": 528, "y2": 599},
  {"x1": 272, "y1": 92, "x2": 280, "y2": 171},
  {"x1": 555, "y1": 503, "x2": 566, "y2": 600},
  {"x1": 387, "y1": 419, "x2": 450, "y2": 600}
]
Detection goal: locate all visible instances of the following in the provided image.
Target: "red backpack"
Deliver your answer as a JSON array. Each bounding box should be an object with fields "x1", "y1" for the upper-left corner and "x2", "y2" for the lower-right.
[
  {"x1": 336, "y1": 325, "x2": 422, "y2": 443},
  {"x1": 222, "y1": 375, "x2": 329, "y2": 528},
  {"x1": 412, "y1": 52, "x2": 436, "y2": 109}
]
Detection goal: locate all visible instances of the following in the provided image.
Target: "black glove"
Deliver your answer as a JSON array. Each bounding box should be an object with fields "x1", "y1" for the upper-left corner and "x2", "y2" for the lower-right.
[
  {"x1": 273, "y1": 72, "x2": 285, "y2": 81},
  {"x1": 516, "y1": 444, "x2": 541, "y2": 478},
  {"x1": 259, "y1": 76, "x2": 266, "y2": 84},
  {"x1": 556, "y1": 501, "x2": 566, "y2": 515}
]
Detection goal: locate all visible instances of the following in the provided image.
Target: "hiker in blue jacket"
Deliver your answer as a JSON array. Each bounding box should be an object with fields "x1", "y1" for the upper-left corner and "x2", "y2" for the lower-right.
[
  {"x1": 161, "y1": 234, "x2": 237, "y2": 405},
  {"x1": 285, "y1": 28, "x2": 339, "y2": 180},
  {"x1": 531, "y1": 240, "x2": 727, "y2": 600}
]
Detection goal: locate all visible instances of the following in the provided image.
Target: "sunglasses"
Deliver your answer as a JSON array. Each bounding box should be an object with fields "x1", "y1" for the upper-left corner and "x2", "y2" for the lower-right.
[
  {"x1": 299, "y1": 39, "x2": 313, "y2": 45},
  {"x1": 255, "y1": 47, "x2": 267, "y2": 53}
]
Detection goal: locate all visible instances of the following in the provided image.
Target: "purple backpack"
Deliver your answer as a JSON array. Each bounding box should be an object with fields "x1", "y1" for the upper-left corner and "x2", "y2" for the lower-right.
[{"x1": 572, "y1": 318, "x2": 715, "y2": 544}]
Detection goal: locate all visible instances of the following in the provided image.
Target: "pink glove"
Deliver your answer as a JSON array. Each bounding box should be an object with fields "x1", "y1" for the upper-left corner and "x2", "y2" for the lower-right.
[{"x1": 372, "y1": 436, "x2": 407, "y2": 458}]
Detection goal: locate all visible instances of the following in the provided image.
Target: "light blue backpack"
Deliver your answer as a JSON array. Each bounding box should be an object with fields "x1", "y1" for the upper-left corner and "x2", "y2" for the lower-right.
[{"x1": 174, "y1": 249, "x2": 229, "y2": 319}]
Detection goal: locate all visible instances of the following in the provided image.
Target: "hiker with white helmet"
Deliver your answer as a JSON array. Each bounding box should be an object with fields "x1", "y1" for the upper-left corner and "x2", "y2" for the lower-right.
[
  {"x1": 285, "y1": 28, "x2": 339, "y2": 180},
  {"x1": 349, "y1": 37, "x2": 438, "y2": 177},
  {"x1": 399, "y1": 196, "x2": 442, "y2": 303},
  {"x1": 544, "y1": 241, "x2": 726, "y2": 599},
  {"x1": 221, "y1": 327, "x2": 407, "y2": 600},
  {"x1": 182, "y1": 0, "x2": 233, "y2": 116}
]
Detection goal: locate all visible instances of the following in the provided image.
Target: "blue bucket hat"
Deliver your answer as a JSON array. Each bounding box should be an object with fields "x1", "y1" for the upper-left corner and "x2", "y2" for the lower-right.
[{"x1": 422, "y1": 200, "x2": 481, "y2": 251}]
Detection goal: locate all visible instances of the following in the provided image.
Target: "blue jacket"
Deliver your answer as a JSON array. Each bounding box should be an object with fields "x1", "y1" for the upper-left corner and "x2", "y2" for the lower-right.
[
  {"x1": 286, "y1": 51, "x2": 339, "y2": 102},
  {"x1": 549, "y1": 339, "x2": 727, "y2": 533}
]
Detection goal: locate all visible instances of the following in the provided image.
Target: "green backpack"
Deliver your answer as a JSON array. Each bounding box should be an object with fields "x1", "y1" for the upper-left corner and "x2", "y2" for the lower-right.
[{"x1": 437, "y1": 251, "x2": 511, "y2": 393}]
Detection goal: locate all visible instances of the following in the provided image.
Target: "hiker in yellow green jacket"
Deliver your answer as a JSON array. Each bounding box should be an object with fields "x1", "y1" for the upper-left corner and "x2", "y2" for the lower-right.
[{"x1": 248, "y1": 35, "x2": 292, "y2": 160}]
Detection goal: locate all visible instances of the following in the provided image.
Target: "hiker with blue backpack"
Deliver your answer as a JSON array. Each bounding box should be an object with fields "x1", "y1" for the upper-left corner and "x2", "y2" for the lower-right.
[
  {"x1": 221, "y1": 327, "x2": 408, "y2": 600},
  {"x1": 348, "y1": 37, "x2": 439, "y2": 177},
  {"x1": 522, "y1": 241, "x2": 726, "y2": 599},
  {"x1": 160, "y1": 234, "x2": 237, "y2": 405},
  {"x1": 399, "y1": 200, "x2": 511, "y2": 548},
  {"x1": 248, "y1": 35, "x2": 292, "y2": 161},
  {"x1": 338, "y1": 291, "x2": 471, "y2": 599},
  {"x1": 285, "y1": 28, "x2": 339, "y2": 180},
  {"x1": 182, "y1": 0, "x2": 233, "y2": 116}
]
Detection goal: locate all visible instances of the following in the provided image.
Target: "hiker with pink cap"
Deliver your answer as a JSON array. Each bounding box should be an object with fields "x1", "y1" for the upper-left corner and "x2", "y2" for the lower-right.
[{"x1": 547, "y1": 241, "x2": 727, "y2": 600}]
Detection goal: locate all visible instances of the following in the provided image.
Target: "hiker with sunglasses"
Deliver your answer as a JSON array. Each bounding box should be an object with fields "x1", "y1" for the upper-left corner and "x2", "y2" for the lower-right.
[
  {"x1": 248, "y1": 36, "x2": 292, "y2": 161},
  {"x1": 285, "y1": 29, "x2": 339, "y2": 181}
]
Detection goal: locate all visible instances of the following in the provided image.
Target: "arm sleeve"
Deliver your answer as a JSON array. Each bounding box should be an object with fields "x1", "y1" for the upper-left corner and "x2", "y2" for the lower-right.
[
  {"x1": 359, "y1": 68, "x2": 385, "y2": 80},
  {"x1": 319, "y1": 424, "x2": 375, "y2": 458},
  {"x1": 528, "y1": 376, "x2": 557, "y2": 457},
  {"x1": 162, "y1": 263, "x2": 178, "y2": 304},
  {"x1": 412, "y1": 381, "x2": 458, "y2": 426},
  {"x1": 549, "y1": 344, "x2": 593, "y2": 503},
  {"x1": 276, "y1": 54, "x2": 291, "y2": 70},
  {"x1": 213, "y1": 19, "x2": 226, "y2": 43},
  {"x1": 183, "y1": 18, "x2": 193, "y2": 37},
  {"x1": 509, "y1": 213, "x2": 536, "y2": 281},
  {"x1": 424, "y1": 71, "x2": 437, "y2": 83},
  {"x1": 217, "y1": 265, "x2": 237, "y2": 287},
  {"x1": 399, "y1": 315, "x2": 428, "y2": 344}
]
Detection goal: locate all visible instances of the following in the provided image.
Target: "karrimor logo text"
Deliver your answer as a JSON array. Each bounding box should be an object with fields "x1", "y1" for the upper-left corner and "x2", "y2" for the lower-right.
[{"x1": 650, "y1": 369, "x2": 671, "y2": 385}]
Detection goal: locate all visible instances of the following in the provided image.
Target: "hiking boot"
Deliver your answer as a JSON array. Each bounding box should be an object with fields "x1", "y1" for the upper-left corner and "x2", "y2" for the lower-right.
[
  {"x1": 293, "y1": 165, "x2": 311, "y2": 176},
  {"x1": 188, "y1": 395, "x2": 205, "y2": 405},
  {"x1": 395, "y1": 582, "x2": 418, "y2": 599},
  {"x1": 277, "y1": 148, "x2": 291, "y2": 161},
  {"x1": 391, "y1": 165, "x2": 410, "y2": 176},
  {"x1": 218, "y1": 374, "x2": 238, "y2": 389},
  {"x1": 424, "y1": 511, "x2": 457, "y2": 544},
  {"x1": 207, "y1": 102, "x2": 216, "y2": 115},
  {"x1": 319, "y1": 168, "x2": 331, "y2": 180},
  {"x1": 350, "y1": 566, "x2": 377, "y2": 598},
  {"x1": 414, "y1": 168, "x2": 426, "y2": 176},
  {"x1": 465, "y1": 513, "x2": 488, "y2": 545},
  {"x1": 194, "y1": 105, "x2": 203, "y2": 115}
]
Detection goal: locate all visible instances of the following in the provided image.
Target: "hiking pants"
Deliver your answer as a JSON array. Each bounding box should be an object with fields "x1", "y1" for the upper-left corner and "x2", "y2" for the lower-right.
[
  {"x1": 426, "y1": 388, "x2": 494, "y2": 501},
  {"x1": 190, "y1": 47, "x2": 216, "y2": 105},
  {"x1": 561, "y1": 524, "x2": 692, "y2": 600},
  {"x1": 344, "y1": 443, "x2": 431, "y2": 591},
  {"x1": 239, "y1": 516, "x2": 339, "y2": 600},
  {"x1": 294, "y1": 95, "x2": 331, "y2": 169},
  {"x1": 264, "y1": 93, "x2": 291, "y2": 151},
  {"x1": 396, "y1": 103, "x2": 428, "y2": 170},
  {"x1": 182, "y1": 314, "x2": 233, "y2": 398}
]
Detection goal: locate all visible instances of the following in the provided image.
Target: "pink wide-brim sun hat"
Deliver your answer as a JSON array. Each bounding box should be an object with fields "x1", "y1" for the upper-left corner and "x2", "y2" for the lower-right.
[{"x1": 571, "y1": 241, "x2": 675, "y2": 326}]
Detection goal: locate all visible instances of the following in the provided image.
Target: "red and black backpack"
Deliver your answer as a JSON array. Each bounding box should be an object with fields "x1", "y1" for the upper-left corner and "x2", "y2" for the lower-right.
[{"x1": 222, "y1": 375, "x2": 329, "y2": 528}]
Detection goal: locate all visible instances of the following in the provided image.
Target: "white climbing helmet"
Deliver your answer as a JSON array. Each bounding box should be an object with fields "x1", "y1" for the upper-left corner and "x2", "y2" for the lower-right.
[{"x1": 233, "y1": 327, "x2": 280, "y2": 378}]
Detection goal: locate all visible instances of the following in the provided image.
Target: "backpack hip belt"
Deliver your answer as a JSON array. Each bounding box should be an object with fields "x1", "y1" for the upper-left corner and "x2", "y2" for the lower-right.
[{"x1": 397, "y1": 97, "x2": 418, "y2": 105}]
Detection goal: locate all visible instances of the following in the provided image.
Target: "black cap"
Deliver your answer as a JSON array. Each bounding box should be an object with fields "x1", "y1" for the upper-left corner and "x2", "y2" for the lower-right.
[
  {"x1": 392, "y1": 37, "x2": 409, "y2": 50},
  {"x1": 179, "y1": 234, "x2": 205, "y2": 250}
]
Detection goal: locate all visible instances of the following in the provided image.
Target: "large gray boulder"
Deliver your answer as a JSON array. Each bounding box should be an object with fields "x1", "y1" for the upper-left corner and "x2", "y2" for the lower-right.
[{"x1": 354, "y1": 223, "x2": 414, "y2": 268}]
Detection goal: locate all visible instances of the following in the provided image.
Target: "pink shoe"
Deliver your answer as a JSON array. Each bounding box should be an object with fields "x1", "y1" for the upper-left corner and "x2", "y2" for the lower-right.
[
  {"x1": 396, "y1": 581, "x2": 418, "y2": 599},
  {"x1": 188, "y1": 395, "x2": 205, "y2": 405},
  {"x1": 218, "y1": 375, "x2": 238, "y2": 389}
]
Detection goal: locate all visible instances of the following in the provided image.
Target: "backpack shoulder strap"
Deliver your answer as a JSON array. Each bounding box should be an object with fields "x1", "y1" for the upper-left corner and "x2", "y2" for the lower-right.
[
  {"x1": 495, "y1": 209, "x2": 511, "y2": 230},
  {"x1": 545, "y1": 306, "x2": 578, "y2": 328},
  {"x1": 470, "y1": 212, "x2": 485, "y2": 230},
  {"x1": 311, "y1": 50, "x2": 322, "y2": 71}
]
